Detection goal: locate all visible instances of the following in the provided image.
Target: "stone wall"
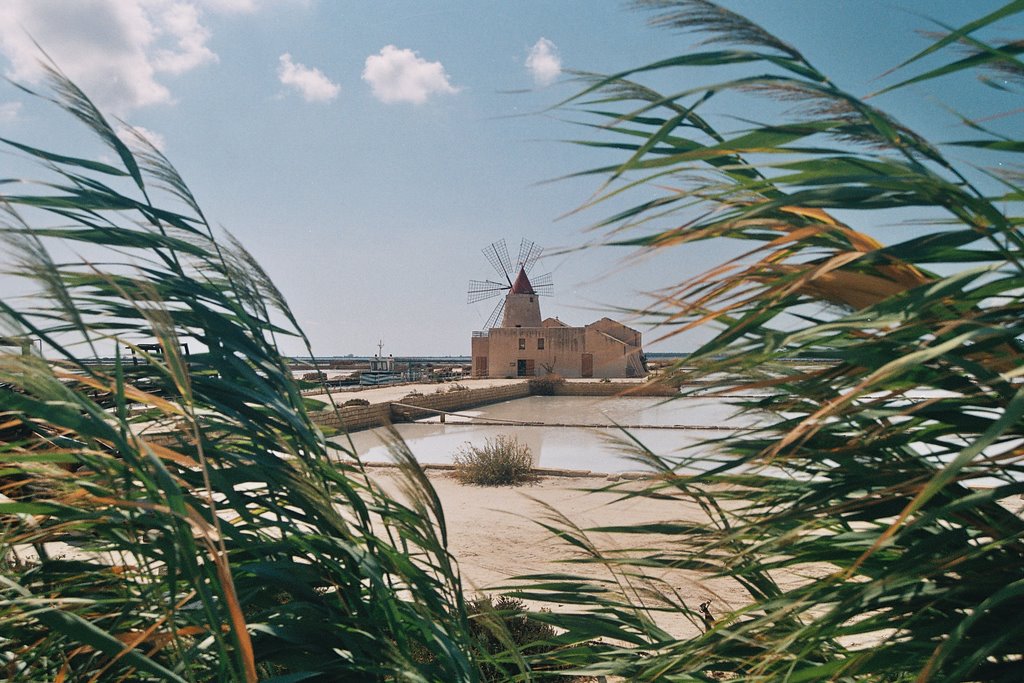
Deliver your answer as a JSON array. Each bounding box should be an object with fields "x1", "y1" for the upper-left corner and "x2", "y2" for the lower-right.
[
  {"x1": 312, "y1": 382, "x2": 531, "y2": 432},
  {"x1": 552, "y1": 381, "x2": 677, "y2": 397},
  {"x1": 314, "y1": 402, "x2": 393, "y2": 433},
  {"x1": 144, "y1": 380, "x2": 675, "y2": 440},
  {"x1": 390, "y1": 382, "x2": 531, "y2": 422}
]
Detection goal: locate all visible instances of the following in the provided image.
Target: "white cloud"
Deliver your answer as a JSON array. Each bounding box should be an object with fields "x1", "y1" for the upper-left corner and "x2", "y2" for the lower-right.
[
  {"x1": 149, "y1": 1, "x2": 217, "y2": 75},
  {"x1": 526, "y1": 37, "x2": 561, "y2": 86},
  {"x1": 0, "y1": 0, "x2": 219, "y2": 115},
  {"x1": 197, "y1": 0, "x2": 257, "y2": 12},
  {"x1": 277, "y1": 53, "x2": 340, "y2": 103},
  {"x1": 362, "y1": 45, "x2": 458, "y2": 104},
  {"x1": 197, "y1": 0, "x2": 307, "y2": 12},
  {"x1": 0, "y1": 101, "x2": 22, "y2": 122}
]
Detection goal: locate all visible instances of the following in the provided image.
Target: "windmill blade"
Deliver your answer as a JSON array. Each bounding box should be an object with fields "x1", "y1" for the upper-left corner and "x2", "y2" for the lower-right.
[
  {"x1": 467, "y1": 279, "x2": 509, "y2": 304},
  {"x1": 483, "y1": 298, "x2": 505, "y2": 330},
  {"x1": 517, "y1": 238, "x2": 543, "y2": 273},
  {"x1": 482, "y1": 239, "x2": 513, "y2": 285},
  {"x1": 531, "y1": 271, "x2": 554, "y2": 297}
]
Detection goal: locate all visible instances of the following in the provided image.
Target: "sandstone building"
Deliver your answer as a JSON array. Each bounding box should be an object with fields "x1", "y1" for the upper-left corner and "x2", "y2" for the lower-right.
[{"x1": 470, "y1": 267, "x2": 646, "y2": 378}]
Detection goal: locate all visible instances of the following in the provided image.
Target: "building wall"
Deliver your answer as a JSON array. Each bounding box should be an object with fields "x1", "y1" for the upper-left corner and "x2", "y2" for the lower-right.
[
  {"x1": 502, "y1": 293, "x2": 542, "y2": 327},
  {"x1": 485, "y1": 326, "x2": 580, "y2": 377},
  {"x1": 588, "y1": 317, "x2": 642, "y2": 347},
  {"x1": 584, "y1": 327, "x2": 637, "y2": 378},
  {"x1": 481, "y1": 325, "x2": 644, "y2": 378},
  {"x1": 471, "y1": 334, "x2": 489, "y2": 377}
]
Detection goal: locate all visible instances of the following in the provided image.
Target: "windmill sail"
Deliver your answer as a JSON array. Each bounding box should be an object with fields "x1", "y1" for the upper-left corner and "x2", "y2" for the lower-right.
[
  {"x1": 529, "y1": 271, "x2": 554, "y2": 297},
  {"x1": 468, "y1": 238, "x2": 554, "y2": 329},
  {"x1": 517, "y1": 238, "x2": 543, "y2": 273},
  {"x1": 467, "y1": 279, "x2": 510, "y2": 304},
  {"x1": 483, "y1": 299, "x2": 505, "y2": 330},
  {"x1": 481, "y1": 239, "x2": 513, "y2": 285}
]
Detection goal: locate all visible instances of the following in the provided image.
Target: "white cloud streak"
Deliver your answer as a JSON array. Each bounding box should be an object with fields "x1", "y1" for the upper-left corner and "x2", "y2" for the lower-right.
[
  {"x1": 277, "y1": 53, "x2": 340, "y2": 103},
  {"x1": 149, "y1": 1, "x2": 217, "y2": 75},
  {"x1": 0, "y1": 101, "x2": 22, "y2": 122},
  {"x1": 526, "y1": 37, "x2": 561, "y2": 86},
  {"x1": 0, "y1": 0, "x2": 221, "y2": 114},
  {"x1": 362, "y1": 45, "x2": 458, "y2": 104}
]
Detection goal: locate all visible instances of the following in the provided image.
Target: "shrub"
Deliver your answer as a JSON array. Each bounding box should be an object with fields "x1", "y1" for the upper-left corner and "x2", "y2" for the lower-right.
[
  {"x1": 410, "y1": 595, "x2": 578, "y2": 682},
  {"x1": 526, "y1": 2, "x2": 1024, "y2": 681},
  {"x1": 342, "y1": 398, "x2": 370, "y2": 407},
  {"x1": 527, "y1": 374, "x2": 564, "y2": 395},
  {"x1": 466, "y1": 595, "x2": 566, "y2": 682},
  {"x1": 0, "y1": 69, "x2": 476, "y2": 681},
  {"x1": 452, "y1": 435, "x2": 536, "y2": 486}
]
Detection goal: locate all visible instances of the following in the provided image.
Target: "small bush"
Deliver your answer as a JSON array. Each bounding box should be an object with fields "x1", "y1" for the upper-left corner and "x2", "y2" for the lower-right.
[
  {"x1": 453, "y1": 435, "x2": 536, "y2": 486},
  {"x1": 411, "y1": 595, "x2": 578, "y2": 681},
  {"x1": 527, "y1": 374, "x2": 564, "y2": 395},
  {"x1": 448, "y1": 383, "x2": 468, "y2": 392},
  {"x1": 342, "y1": 398, "x2": 369, "y2": 407},
  {"x1": 467, "y1": 595, "x2": 564, "y2": 682}
]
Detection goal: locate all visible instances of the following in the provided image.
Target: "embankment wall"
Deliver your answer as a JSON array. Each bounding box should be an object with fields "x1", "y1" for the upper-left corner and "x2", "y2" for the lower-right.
[
  {"x1": 143, "y1": 380, "x2": 679, "y2": 441},
  {"x1": 313, "y1": 382, "x2": 531, "y2": 432},
  {"x1": 388, "y1": 382, "x2": 531, "y2": 422},
  {"x1": 552, "y1": 382, "x2": 677, "y2": 397}
]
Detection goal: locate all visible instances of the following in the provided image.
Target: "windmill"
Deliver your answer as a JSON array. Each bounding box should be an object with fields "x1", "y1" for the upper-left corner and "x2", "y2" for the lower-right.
[{"x1": 468, "y1": 238, "x2": 554, "y2": 330}]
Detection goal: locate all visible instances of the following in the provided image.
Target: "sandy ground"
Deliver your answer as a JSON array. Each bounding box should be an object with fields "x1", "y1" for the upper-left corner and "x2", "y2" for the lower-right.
[{"x1": 374, "y1": 470, "x2": 757, "y2": 639}]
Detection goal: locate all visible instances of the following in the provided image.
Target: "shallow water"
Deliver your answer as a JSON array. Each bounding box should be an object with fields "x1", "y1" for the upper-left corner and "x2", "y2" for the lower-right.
[{"x1": 335, "y1": 395, "x2": 757, "y2": 473}]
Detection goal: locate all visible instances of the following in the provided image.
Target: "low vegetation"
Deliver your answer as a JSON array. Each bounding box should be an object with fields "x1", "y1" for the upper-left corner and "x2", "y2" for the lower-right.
[
  {"x1": 516, "y1": 1, "x2": 1024, "y2": 680},
  {"x1": 0, "y1": 68, "x2": 478, "y2": 681},
  {"x1": 452, "y1": 435, "x2": 537, "y2": 486},
  {"x1": 466, "y1": 596, "x2": 571, "y2": 682},
  {"x1": 2, "y1": 2, "x2": 1021, "y2": 681},
  {"x1": 526, "y1": 374, "x2": 564, "y2": 395}
]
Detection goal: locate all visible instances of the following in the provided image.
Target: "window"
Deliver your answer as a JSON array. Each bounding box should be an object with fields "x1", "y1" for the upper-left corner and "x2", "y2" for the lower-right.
[
  {"x1": 518, "y1": 338, "x2": 526, "y2": 350},
  {"x1": 537, "y1": 338, "x2": 545, "y2": 350}
]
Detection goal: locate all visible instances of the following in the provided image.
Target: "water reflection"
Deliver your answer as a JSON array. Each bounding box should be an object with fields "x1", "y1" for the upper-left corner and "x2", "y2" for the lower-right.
[{"x1": 335, "y1": 395, "x2": 754, "y2": 473}]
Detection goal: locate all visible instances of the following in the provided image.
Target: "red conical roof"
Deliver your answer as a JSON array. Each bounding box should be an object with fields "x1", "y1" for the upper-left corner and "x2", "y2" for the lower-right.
[{"x1": 510, "y1": 266, "x2": 535, "y2": 295}]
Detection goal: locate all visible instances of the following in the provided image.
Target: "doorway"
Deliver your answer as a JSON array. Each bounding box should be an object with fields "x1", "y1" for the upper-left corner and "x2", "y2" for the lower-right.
[
  {"x1": 581, "y1": 353, "x2": 593, "y2": 378},
  {"x1": 517, "y1": 359, "x2": 535, "y2": 377}
]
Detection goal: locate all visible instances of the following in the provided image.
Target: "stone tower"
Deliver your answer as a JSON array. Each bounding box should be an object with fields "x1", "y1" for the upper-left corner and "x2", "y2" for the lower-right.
[{"x1": 501, "y1": 266, "x2": 542, "y2": 327}]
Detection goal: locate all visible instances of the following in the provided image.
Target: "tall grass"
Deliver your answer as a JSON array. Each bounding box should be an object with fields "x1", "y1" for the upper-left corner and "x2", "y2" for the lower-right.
[
  {"x1": 512, "y1": 1, "x2": 1024, "y2": 680},
  {"x1": 0, "y1": 65, "x2": 480, "y2": 681}
]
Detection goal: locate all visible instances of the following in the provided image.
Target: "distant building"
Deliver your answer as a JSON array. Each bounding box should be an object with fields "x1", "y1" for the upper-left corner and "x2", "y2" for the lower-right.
[{"x1": 471, "y1": 267, "x2": 646, "y2": 378}]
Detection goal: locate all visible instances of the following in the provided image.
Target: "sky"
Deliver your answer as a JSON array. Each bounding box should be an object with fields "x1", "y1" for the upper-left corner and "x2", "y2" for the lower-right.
[{"x1": 0, "y1": 0, "x2": 1016, "y2": 357}]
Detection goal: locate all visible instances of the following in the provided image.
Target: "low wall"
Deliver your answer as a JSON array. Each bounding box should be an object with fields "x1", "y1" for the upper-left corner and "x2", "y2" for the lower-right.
[
  {"x1": 391, "y1": 382, "x2": 531, "y2": 422},
  {"x1": 312, "y1": 382, "x2": 531, "y2": 433},
  {"x1": 314, "y1": 402, "x2": 393, "y2": 433},
  {"x1": 552, "y1": 381, "x2": 677, "y2": 397},
  {"x1": 145, "y1": 380, "x2": 677, "y2": 440},
  {"x1": 310, "y1": 380, "x2": 678, "y2": 433}
]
